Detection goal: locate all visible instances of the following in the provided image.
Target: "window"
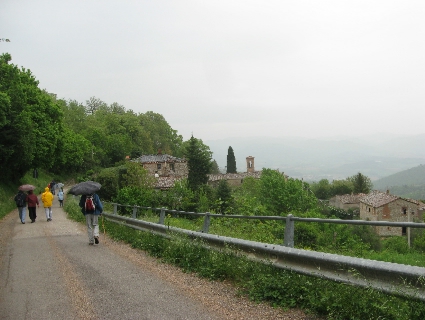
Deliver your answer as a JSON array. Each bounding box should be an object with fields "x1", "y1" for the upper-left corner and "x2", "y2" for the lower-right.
[
  {"x1": 402, "y1": 227, "x2": 407, "y2": 236},
  {"x1": 157, "y1": 163, "x2": 161, "y2": 170},
  {"x1": 170, "y1": 163, "x2": 175, "y2": 171},
  {"x1": 402, "y1": 207, "x2": 407, "y2": 215},
  {"x1": 368, "y1": 207, "x2": 370, "y2": 212}
]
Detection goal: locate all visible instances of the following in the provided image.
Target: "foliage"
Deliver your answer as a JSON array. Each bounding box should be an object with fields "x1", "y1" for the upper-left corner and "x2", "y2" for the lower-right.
[
  {"x1": 185, "y1": 136, "x2": 212, "y2": 191},
  {"x1": 113, "y1": 185, "x2": 157, "y2": 210},
  {"x1": 259, "y1": 169, "x2": 318, "y2": 215},
  {"x1": 214, "y1": 179, "x2": 233, "y2": 214},
  {"x1": 226, "y1": 146, "x2": 237, "y2": 173},
  {"x1": 0, "y1": 53, "x2": 63, "y2": 180},
  {"x1": 120, "y1": 161, "x2": 155, "y2": 189},
  {"x1": 210, "y1": 159, "x2": 221, "y2": 174},
  {"x1": 382, "y1": 236, "x2": 410, "y2": 254},
  {"x1": 348, "y1": 172, "x2": 373, "y2": 194},
  {"x1": 310, "y1": 179, "x2": 354, "y2": 200},
  {"x1": 96, "y1": 166, "x2": 121, "y2": 200},
  {"x1": 310, "y1": 179, "x2": 331, "y2": 200}
]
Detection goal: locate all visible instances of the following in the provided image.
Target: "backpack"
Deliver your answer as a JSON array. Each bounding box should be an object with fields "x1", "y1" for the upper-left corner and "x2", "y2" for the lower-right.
[
  {"x1": 15, "y1": 193, "x2": 25, "y2": 207},
  {"x1": 85, "y1": 195, "x2": 96, "y2": 212}
]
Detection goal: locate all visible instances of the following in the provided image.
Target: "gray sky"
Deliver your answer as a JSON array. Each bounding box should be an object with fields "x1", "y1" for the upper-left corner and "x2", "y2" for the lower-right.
[{"x1": 2, "y1": 0, "x2": 425, "y2": 141}]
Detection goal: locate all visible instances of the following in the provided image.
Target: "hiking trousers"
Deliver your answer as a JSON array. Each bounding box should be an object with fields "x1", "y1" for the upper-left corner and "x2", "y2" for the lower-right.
[
  {"x1": 18, "y1": 206, "x2": 26, "y2": 223},
  {"x1": 85, "y1": 214, "x2": 99, "y2": 244}
]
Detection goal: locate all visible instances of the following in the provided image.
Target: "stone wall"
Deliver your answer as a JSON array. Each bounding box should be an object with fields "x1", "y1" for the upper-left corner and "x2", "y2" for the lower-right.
[{"x1": 360, "y1": 198, "x2": 421, "y2": 236}]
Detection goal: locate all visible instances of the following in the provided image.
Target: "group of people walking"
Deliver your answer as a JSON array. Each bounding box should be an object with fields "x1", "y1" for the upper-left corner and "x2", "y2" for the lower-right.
[
  {"x1": 14, "y1": 185, "x2": 64, "y2": 224},
  {"x1": 14, "y1": 181, "x2": 103, "y2": 246}
]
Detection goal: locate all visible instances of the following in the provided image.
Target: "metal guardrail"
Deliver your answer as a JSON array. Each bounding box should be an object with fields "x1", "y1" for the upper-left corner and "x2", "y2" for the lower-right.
[
  {"x1": 107, "y1": 203, "x2": 425, "y2": 247},
  {"x1": 103, "y1": 206, "x2": 425, "y2": 302}
]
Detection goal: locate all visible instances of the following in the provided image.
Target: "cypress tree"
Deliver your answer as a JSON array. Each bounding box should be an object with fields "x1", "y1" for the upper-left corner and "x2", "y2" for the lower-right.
[{"x1": 226, "y1": 146, "x2": 237, "y2": 173}]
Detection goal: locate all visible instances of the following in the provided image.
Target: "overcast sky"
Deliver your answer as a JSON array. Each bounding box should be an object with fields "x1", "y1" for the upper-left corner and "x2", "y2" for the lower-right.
[{"x1": 2, "y1": 0, "x2": 425, "y2": 141}]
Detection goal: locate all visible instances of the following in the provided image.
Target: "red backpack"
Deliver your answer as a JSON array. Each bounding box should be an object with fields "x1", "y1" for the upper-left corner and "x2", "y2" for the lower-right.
[{"x1": 85, "y1": 195, "x2": 96, "y2": 212}]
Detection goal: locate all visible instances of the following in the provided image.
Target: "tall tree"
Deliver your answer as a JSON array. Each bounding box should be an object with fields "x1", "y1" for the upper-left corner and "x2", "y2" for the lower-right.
[
  {"x1": 348, "y1": 172, "x2": 373, "y2": 194},
  {"x1": 185, "y1": 136, "x2": 212, "y2": 191},
  {"x1": 226, "y1": 146, "x2": 237, "y2": 173},
  {"x1": 0, "y1": 53, "x2": 63, "y2": 179}
]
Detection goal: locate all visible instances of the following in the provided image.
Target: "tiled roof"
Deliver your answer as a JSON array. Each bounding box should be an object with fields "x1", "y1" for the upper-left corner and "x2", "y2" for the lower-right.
[
  {"x1": 133, "y1": 154, "x2": 186, "y2": 164},
  {"x1": 360, "y1": 191, "x2": 398, "y2": 207},
  {"x1": 335, "y1": 193, "x2": 366, "y2": 204},
  {"x1": 154, "y1": 176, "x2": 184, "y2": 189},
  {"x1": 207, "y1": 171, "x2": 262, "y2": 182}
]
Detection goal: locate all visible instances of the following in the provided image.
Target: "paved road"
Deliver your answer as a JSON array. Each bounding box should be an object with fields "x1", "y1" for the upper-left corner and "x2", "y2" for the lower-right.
[{"x1": 0, "y1": 199, "x2": 221, "y2": 320}]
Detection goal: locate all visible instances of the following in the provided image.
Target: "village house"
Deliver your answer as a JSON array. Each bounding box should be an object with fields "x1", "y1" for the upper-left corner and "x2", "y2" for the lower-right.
[
  {"x1": 132, "y1": 150, "x2": 188, "y2": 177},
  {"x1": 359, "y1": 190, "x2": 425, "y2": 236},
  {"x1": 329, "y1": 193, "x2": 365, "y2": 211}
]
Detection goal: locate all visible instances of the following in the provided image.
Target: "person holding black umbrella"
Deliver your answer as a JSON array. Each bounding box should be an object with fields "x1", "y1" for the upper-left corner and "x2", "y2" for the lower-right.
[{"x1": 79, "y1": 193, "x2": 103, "y2": 245}]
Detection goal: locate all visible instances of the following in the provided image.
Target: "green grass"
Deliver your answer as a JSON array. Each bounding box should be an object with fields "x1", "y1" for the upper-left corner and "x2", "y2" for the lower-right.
[{"x1": 64, "y1": 197, "x2": 425, "y2": 319}]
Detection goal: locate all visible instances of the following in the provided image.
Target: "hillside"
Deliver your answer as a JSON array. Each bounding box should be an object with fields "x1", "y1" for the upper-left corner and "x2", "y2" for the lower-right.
[
  {"x1": 372, "y1": 165, "x2": 425, "y2": 200},
  {"x1": 373, "y1": 165, "x2": 425, "y2": 189}
]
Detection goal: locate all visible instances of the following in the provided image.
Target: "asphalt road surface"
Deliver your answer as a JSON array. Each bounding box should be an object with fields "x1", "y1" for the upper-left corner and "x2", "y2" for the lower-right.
[{"x1": 0, "y1": 197, "x2": 309, "y2": 320}]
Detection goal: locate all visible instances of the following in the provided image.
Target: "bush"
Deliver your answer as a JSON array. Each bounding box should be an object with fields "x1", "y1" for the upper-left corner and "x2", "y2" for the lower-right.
[{"x1": 383, "y1": 236, "x2": 410, "y2": 254}]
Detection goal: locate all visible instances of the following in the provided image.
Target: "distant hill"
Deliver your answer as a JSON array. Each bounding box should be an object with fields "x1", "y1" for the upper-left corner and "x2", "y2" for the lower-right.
[
  {"x1": 372, "y1": 165, "x2": 425, "y2": 200},
  {"x1": 206, "y1": 134, "x2": 425, "y2": 182},
  {"x1": 373, "y1": 164, "x2": 425, "y2": 189}
]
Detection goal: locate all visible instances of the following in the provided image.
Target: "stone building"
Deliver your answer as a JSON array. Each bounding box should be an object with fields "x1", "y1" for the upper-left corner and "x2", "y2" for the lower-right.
[
  {"x1": 329, "y1": 193, "x2": 365, "y2": 211},
  {"x1": 133, "y1": 151, "x2": 188, "y2": 177},
  {"x1": 359, "y1": 190, "x2": 425, "y2": 236}
]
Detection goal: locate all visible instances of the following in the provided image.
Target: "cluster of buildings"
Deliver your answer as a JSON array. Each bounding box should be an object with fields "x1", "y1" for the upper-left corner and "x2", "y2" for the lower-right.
[
  {"x1": 131, "y1": 151, "x2": 262, "y2": 189},
  {"x1": 132, "y1": 150, "x2": 425, "y2": 237}
]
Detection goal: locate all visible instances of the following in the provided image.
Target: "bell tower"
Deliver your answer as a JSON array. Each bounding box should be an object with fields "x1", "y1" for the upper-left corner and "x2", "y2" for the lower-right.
[{"x1": 246, "y1": 156, "x2": 255, "y2": 173}]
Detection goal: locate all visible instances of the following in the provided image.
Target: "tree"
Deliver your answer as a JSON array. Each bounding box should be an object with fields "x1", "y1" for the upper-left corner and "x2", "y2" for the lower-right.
[
  {"x1": 311, "y1": 179, "x2": 332, "y2": 200},
  {"x1": 259, "y1": 169, "x2": 318, "y2": 214},
  {"x1": 215, "y1": 179, "x2": 233, "y2": 214},
  {"x1": 85, "y1": 96, "x2": 107, "y2": 115},
  {"x1": 348, "y1": 172, "x2": 373, "y2": 194},
  {"x1": 226, "y1": 146, "x2": 237, "y2": 173},
  {"x1": 330, "y1": 179, "x2": 354, "y2": 196},
  {"x1": 0, "y1": 53, "x2": 63, "y2": 179},
  {"x1": 185, "y1": 136, "x2": 212, "y2": 191},
  {"x1": 210, "y1": 159, "x2": 220, "y2": 174}
]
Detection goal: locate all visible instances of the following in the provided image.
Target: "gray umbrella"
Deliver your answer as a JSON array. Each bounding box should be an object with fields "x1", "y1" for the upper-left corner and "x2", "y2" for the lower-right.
[{"x1": 68, "y1": 181, "x2": 101, "y2": 195}]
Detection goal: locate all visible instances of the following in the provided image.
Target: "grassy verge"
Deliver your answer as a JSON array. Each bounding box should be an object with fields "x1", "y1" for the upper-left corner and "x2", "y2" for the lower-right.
[{"x1": 65, "y1": 199, "x2": 425, "y2": 320}]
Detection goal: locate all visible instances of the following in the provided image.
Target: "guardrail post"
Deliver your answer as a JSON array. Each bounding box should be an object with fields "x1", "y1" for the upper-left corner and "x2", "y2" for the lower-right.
[
  {"x1": 132, "y1": 206, "x2": 138, "y2": 219},
  {"x1": 202, "y1": 212, "x2": 211, "y2": 233},
  {"x1": 113, "y1": 203, "x2": 117, "y2": 215},
  {"x1": 159, "y1": 208, "x2": 165, "y2": 225},
  {"x1": 284, "y1": 214, "x2": 294, "y2": 247}
]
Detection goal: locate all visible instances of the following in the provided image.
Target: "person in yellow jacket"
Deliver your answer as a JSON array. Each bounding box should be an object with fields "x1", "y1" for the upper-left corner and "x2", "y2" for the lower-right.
[{"x1": 41, "y1": 187, "x2": 54, "y2": 221}]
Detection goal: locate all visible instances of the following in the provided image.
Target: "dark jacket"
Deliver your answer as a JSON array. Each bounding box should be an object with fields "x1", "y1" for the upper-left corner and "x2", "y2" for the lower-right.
[
  {"x1": 14, "y1": 191, "x2": 26, "y2": 207},
  {"x1": 79, "y1": 193, "x2": 103, "y2": 215},
  {"x1": 26, "y1": 192, "x2": 39, "y2": 207}
]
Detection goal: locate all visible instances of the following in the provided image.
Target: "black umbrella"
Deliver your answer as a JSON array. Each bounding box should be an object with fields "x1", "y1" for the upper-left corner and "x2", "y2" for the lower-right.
[{"x1": 68, "y1": 181, "x2": 101, "y2": 195}]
